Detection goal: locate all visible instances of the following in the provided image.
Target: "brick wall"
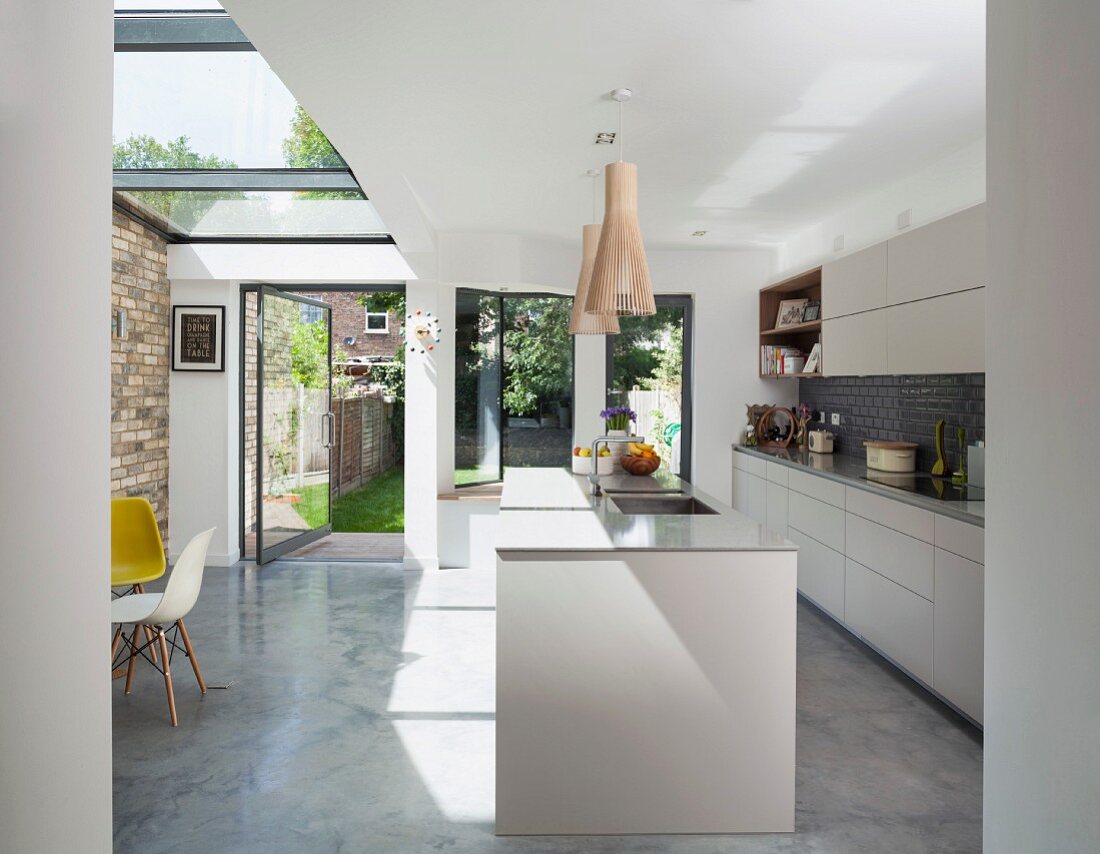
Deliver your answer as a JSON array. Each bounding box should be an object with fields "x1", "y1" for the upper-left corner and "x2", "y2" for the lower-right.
[
  {"x1": 308, "y1": 291, "x2": 401, "y2": 359},
  {"x1": 797, "y1": 373, "x2": 985, "y2": 471},
  {"x1": 111, "y1": 209, "x2": 170, "y2": 541}
]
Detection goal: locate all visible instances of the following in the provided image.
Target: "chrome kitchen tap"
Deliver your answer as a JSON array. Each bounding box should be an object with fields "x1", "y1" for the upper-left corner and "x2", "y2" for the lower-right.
[{"x1": 588, "y1": 435, "x2": 644, "y2": 495}]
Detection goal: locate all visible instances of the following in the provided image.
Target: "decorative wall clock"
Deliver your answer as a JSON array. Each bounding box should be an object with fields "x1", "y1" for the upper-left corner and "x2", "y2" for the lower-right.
[{"x1": 404, "y1": 309, "x2": 441, "y2": 354}]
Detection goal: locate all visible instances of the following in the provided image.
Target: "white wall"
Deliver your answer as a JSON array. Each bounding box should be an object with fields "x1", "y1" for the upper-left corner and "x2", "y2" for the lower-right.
[
  {"x1": 168, "y1": 280, "x2": 241, "y2": 565},
  {"x1": 985, "y1": 1, "x2": 1100, "y2": 850},
  {"x1": 779, "y1": 138, "x2": 986, "y2": 276},
  {"x1": 169, "y1": 242, "x2": 415, "y2": 283},
  {"x1": 0, "y1": 3, "x2": 113, "y2": 851}
]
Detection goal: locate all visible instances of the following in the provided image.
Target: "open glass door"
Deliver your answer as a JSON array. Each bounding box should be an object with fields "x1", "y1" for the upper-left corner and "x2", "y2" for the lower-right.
[
  {"x1": 256, "y1": 287, "x2": 334, "y2": 564},
  {"x1": 606, "y1": 294, "x2": 694, "y2": 481}
]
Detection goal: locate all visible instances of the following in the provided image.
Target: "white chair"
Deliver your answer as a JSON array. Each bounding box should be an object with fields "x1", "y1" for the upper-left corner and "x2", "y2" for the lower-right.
[{"x1": 111, "y1": 527, "x2": 215, "y2": 726}]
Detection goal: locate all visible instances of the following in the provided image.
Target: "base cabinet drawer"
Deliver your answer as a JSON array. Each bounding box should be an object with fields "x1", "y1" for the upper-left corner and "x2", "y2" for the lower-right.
[
  {"x1": 845, "y1": 513, "x2": 934, "y2": 600},
  {"x1": 789, "y1": 491, "x2": 845, "y2": 553},
  {"x1": 789, "y1": 528, "x2": 845, "y2": 620},
  {"x1": 934, "y1": 548, "x2": 984, "y2": 723},
  {"x1": 766, "y1": 481, "x2": 788, "y2": 537},
  {"x1": 733, "y1": 469, "x2": 767, "y2": 526},
  {"x1": 845, "y1": 560, "x2": 933, "y2": 685}
]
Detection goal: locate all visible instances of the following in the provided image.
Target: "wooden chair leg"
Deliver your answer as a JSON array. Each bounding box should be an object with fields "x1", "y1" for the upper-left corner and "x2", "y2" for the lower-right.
[
  {"x1": 136, "y1": 585, "x2": 158, "y2": 663},
  {"x1": 157, "y1": 628, "x2": 177, "y2": 727},
  {"x1": 176, "y1": 618, "x2": 206, "y2": 694},
  {"x1": 124, "y1": 625, "x2": 141, "y2": 695},
  {"x1": 111, "y1": 625, "x2": 123, "y2": 659}
]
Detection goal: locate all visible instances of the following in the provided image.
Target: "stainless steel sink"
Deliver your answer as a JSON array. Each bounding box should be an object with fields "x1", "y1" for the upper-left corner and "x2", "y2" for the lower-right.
[{"x1": 609, "y1": 494, "x2": 718, "y2": 515}]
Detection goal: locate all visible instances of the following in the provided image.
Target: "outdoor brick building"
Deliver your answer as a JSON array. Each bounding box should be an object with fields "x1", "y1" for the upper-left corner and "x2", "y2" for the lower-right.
[{"x1": 308, "y1": 291, "x2": 402, "y2": 361}]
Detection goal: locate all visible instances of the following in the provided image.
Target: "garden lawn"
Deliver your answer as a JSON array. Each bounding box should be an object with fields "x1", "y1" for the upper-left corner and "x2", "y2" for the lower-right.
[{"x1": 294, "y1": 467, "x2": 404, "y2": 533}]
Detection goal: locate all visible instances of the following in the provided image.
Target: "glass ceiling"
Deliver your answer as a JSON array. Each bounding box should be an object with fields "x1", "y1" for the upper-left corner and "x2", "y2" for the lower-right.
[{"x1": 112, "y1": 3, "x2": 388, "y2": 243}]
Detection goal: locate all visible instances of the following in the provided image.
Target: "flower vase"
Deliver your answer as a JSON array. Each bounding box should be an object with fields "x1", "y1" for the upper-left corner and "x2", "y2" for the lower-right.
[{"x1": 607, "y1": 429, "x2": 628, "y2": 470}]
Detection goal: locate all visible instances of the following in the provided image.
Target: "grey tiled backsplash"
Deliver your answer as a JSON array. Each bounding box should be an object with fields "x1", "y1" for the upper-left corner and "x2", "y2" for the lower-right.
[{"x1": 797, "y1": 374, "x2": 984, "y2": 471}]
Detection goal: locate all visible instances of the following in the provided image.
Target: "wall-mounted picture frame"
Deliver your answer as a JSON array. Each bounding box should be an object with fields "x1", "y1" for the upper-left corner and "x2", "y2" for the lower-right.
[
  {"x1": 775, "y1": 298, "x2": 809, "y2": 328},
  {"x1": 801, "y1": 300, "x2": 821, "y2": 322},
  {"x1": 172, "y1": 305, "x2": 225, "y2": 372}
]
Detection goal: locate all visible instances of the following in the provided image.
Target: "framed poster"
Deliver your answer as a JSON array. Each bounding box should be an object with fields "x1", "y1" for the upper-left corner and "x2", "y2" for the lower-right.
[{"x1": 172, "y1": 305, "x2": 225, "y2": 372}]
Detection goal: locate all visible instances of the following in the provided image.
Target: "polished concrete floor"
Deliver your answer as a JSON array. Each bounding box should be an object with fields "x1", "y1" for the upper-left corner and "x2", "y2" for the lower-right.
[{"x1": 113, "y1": 561, "x2": 982, "y2": 853}]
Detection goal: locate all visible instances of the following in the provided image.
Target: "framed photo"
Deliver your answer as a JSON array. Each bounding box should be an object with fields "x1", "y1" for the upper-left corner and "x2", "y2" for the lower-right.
[
  {"x1": 775, "y1": 298, "x2": 809, "y2": 328},
  {"x1": 801, "y1": 300, "x2": 821, "y2": 322},
  {"x1": 803, "y1": 342, "x2": 822, "y2": 374},
  {"x1": 172, "y1": 305, "x2": 225, "y2": 372}
]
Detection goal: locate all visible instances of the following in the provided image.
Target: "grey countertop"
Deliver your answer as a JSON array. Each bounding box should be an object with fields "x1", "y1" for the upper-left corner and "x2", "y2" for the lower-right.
[
  {"x1": 733, "y1": 445, "x2": 985, "y2": 526},
  {"x1": 496, "y1": 468, "x2": 796, "y2": 552}
]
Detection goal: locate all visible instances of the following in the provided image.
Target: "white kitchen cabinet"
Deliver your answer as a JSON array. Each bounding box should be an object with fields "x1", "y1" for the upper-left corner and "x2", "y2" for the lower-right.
[
  {"x1": 886, "y1": 287, "x2": 986, "y2": 375},
  {"x1": 788, "y1": 528, "x2": 845, "y2": 620},
  {"x1": 822, "y1": 242, "x2": 888, "y2": 319},
  {"x1": 887, "y1": 204, "x2": 986, "y2": 304},
  {"x1": 766, "y1": 480, "x2": 788, "y2": 537},
  {"x1": 733, "y1": 468, "x2": 767, "y2": 527},
  {"x1": 788, "y1": 490, "x2": 845, "y2": 553},
  {"x1": 845, "y1": 487, "x2": 934, "y2": 543},
  {"x1": 933, "y1": 548, "x2": 984, "y2": 723},
  {"x1": 788, "y1": 469, "x2": 845, "y2": 509},
  {"x1": 822, "y1": 310, "x2": 888, "y2": 376},
  {"x1": 845, "y1": 512, "x2": 934, "y2": 601},
  {"x1": 845, "y1": 559, "x2": 934, "y2": 685},
  {"x1": 935, "y1": 514, "x2": 985, "y2": 564},
  {"x1": 766, "y1": 461, "x2": 789, "y2": 487},
  {"x1": 733, "y1": 452, "x2": 767, "y2": 478}
]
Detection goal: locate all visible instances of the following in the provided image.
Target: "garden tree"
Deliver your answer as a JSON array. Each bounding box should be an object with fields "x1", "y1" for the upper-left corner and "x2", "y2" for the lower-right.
[
  {"x1": 357, "y1": 291, "x2": 407, "y2": 462},
  {"x1": 291, "y1": 320, "x2": 351, "y2": 395},
  {"x1": 502, "y1": 298, "x2": 572, "y2": 416},
  {"x1": 609, "y1": 306, "x2": 682, "y2": 392},
  {"x1": 113, "y1": 134, "x2": 242, "y2": 225},
  {"x1": 281, "y1": 105, "x2": 346, "y2": 168}
]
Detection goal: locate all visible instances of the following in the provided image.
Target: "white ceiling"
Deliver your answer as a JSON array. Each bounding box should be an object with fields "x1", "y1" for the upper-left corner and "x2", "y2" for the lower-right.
[{"x1": 223, "y1": 0, "x2": 984, "y2": 253}]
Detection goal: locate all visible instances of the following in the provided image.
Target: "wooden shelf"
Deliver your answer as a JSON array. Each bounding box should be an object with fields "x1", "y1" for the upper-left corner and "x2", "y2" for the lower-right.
[
  {"x1": 760, "y1": 319, "x2": 821, "y2": 337},
  {"x1": 759, "y1": 372, "x2": 822, "y2": 380}
]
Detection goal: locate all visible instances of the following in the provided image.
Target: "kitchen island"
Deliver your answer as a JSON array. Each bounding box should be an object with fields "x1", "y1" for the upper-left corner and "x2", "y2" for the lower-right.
[{"x1": 495, "y1": 467, "x2": 797, "y2": 835}]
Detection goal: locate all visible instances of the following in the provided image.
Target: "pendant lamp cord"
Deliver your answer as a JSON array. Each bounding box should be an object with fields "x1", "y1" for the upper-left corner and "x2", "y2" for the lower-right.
[{"x1": 618, "y1": 97, "x2": 624, "y2": 163}]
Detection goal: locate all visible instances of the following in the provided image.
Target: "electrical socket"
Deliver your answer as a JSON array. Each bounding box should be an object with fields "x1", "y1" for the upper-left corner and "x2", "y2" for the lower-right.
[{"x1": 830, "y1": 412, "x2": 841, "y2": 426}]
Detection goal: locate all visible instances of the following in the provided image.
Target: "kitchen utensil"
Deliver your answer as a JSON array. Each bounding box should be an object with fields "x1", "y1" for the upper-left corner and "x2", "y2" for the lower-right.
[
  {"x1": 621, "y1": 454, "x2": 661, "y2": 476},
  {"x1": 808, "y1": 430, "x2": 834, "y2": 454},
  {"x1": 864, "y1": 440, "x2": 918, "y2": 473},
  {"x1": 931, "y1": 419, "x2": 948, "y2": 475}
]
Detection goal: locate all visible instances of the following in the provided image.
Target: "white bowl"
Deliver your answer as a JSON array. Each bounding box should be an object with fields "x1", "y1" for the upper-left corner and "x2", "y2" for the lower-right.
[{"x1": 572, "y1": 455, "x2": 614, "y2": 475}]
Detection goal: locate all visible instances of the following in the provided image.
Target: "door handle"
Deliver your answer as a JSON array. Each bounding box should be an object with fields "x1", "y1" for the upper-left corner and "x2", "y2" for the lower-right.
[{"x1": 322, "y1": 412, "x2": 335, "y2": 449}]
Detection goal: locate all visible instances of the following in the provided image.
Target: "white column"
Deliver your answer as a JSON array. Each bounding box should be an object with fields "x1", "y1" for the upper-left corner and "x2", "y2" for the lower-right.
[
  {"x1": 986, "y1": 1, "x2": 1100, "y2": 850},
  {"x1": 404, "y1": 277, "x2": 441, "y2": 569},
  {"x1": 0, "y1": 3, "x2": 113, "y2": 851},
  {"x1": 572, "y1": 333, "x2": 607, "y2": 447},
  {"x1": 168, "y1": 280, "x2": 240, "y2": 565}
]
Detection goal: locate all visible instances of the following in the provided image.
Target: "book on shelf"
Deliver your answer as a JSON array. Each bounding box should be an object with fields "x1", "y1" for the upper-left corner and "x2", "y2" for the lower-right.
[{"x1": 760, "y1": 344, "x2": 804, "y2": 376}]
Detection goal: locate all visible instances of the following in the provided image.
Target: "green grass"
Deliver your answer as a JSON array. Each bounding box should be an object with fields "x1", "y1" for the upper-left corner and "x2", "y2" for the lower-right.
[{"x1": 293, "y1": 467, "x2": 405, "y2": 533}]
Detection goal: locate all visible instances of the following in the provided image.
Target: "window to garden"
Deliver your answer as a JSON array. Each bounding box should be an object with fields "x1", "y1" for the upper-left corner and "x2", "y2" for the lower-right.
[
  {"x1": 454, "y1": 292, "x2": 574, "y2": 487},
  {"x1": 365, "y1": 312, "x2": 389, "y2": 333}
]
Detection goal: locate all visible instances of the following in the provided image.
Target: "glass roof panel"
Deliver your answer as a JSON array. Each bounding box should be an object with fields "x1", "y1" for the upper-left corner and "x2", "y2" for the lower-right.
[
  {"x1": 114, "y1": 50, "x2": 345, "y2": 170},
  {"x1": 116, "y1": 190, "x2": 388, "y2": 239},
  {"x1": 115, "y1": 1, "x2": 225, "y2": 11}
]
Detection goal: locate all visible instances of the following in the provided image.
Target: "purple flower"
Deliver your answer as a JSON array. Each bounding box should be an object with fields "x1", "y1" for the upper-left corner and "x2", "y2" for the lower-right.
[{"x1": 600, "y1": 405, "x2": 636, "y2": 429}]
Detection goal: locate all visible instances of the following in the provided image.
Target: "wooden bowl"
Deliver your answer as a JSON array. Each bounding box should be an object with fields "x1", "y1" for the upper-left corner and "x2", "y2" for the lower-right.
[{"x1": 621, "y1": 454, "x2": 661, "y2": 476}]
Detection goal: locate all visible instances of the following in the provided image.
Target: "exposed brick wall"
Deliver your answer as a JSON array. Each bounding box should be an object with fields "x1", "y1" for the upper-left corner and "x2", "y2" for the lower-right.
[{"x1": 111, "y1": 209, "x2": 170, "y2": 542}]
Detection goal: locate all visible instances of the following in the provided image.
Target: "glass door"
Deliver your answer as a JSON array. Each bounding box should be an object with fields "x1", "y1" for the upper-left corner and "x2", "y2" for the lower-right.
[
  {"x1": 606, "y1": 295, "x2": 694, "y2": 481},
  {"x1": 256, "y1": 287, "x2": 334, "y2": 563}
]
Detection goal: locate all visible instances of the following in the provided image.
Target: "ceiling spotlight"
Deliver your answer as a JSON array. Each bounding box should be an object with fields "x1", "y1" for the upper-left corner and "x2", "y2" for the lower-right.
[
  {"x1": 692, "y1": 230, "x2": 708, "y2": 237},
  {"x1": 595, "y1": 132, "x2": 616, "y2": 145}
]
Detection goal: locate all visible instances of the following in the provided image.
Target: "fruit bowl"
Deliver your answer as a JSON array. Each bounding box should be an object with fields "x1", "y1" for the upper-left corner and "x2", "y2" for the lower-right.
[
  {"x1": 572, "y1": 454, "x2": 614, "y2": 476},
  {"x1": 621, "y1": 454, "x2": 661, "y2": 476}
]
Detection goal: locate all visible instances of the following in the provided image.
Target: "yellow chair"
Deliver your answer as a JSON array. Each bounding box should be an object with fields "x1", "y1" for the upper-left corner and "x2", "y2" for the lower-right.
[
  {"x1": 111, "y1": 497, "x2": 166, "y2": 591},
  {"x1": 110, "y1": 498, "x2": 166, "y2": 673}
]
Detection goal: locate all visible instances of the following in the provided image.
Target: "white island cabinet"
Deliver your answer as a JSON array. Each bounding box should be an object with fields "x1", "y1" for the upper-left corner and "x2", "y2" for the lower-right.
[{"x1": 496, "y1": 468, "x2": 797, "y2": 835}]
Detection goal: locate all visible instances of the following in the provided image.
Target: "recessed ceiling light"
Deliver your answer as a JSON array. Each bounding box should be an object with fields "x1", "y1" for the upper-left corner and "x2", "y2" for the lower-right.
[
  {"x1": 595, "y1": 131, "x2": 616, "y2": 145},
  {"x1": 692, "y1": 230, "x2": 708, "y2": 237}
]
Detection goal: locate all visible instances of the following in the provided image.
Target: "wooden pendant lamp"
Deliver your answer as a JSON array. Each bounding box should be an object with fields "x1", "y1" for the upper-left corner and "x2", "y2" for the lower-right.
[
  {"x1": 569, "y1": 171, "x2": 620, "y2": 334},
  {"x1": 584, "y1": 89, "x2": 656, "y2": 317}
]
